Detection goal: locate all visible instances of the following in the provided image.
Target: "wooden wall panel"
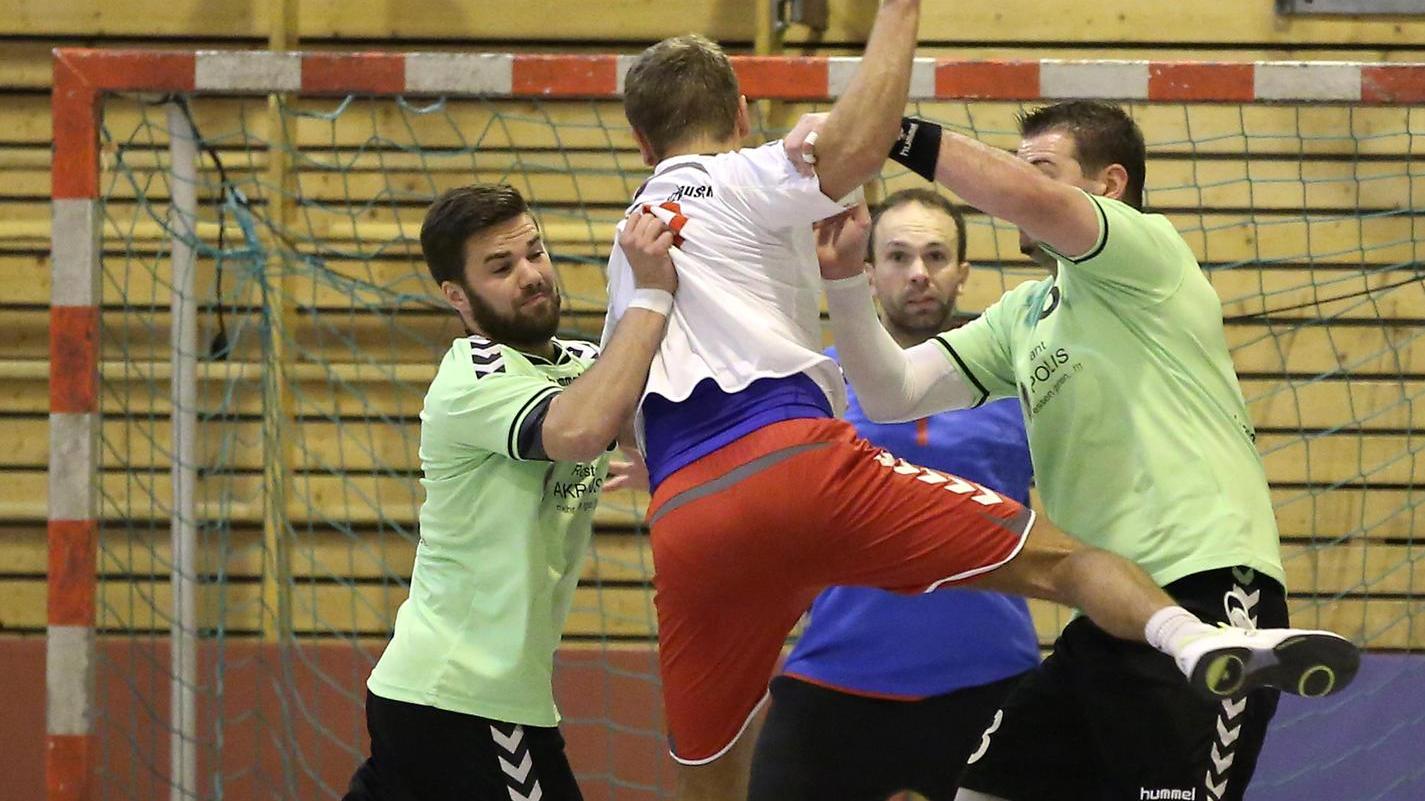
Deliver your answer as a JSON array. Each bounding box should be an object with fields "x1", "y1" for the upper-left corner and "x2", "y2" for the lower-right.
[{"x1": 6, "y1": 1, "x2": 1425, "y2": 46}]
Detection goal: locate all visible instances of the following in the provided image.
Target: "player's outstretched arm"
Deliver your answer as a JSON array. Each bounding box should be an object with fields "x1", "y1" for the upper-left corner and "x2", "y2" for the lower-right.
[
  {"x1": 924, "y1": 125, "x2": 1101, "y2": 259},
  {"x1": 540, "y1": 211, "x2": 676, "y2": 462},
  {"x1": 817, "y1": 204, "x2": 980, "y2": 422},
  {"x1": 789, "y1": 116, "x2": 1101, "y2": 259},
  {"x1": 809, "y1": 0, "x2": 920, "y2": 201}
]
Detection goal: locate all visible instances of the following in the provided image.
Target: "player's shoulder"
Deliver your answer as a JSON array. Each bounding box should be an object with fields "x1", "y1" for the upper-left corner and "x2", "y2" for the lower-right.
[
  {"x1": 955, "y1": 275, "x2": 1058, "y2": 336},
  {"x1": 996, "y1": 275, "x2": 1056, "y2": 312},
  {"x1": 424, "y1": 337, "x2": 508, "y2": 415},
  {"x1": 717, "y1": 141, "x2": 798, "y2": 182},
  {"x1": 1094, "y1": 194, "x2": 1185, "y2": 246},
  {"x1": 434, "y1": 335, "x2": 591, "y2": 401},
  {"x1": 438, "y1": 334, "x2": 533, "y2": 383},
  {"x1": 632, "y1": 154, "x2": 718, "y2": 207},
  {"x1": 631, "y1": 143, "x2": 801, "y2": 208}
]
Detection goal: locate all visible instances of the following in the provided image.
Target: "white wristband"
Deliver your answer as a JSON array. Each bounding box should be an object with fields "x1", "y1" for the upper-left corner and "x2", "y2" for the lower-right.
[{"x1": 627, "y1": 287, "x2": 674, "y2": 317}]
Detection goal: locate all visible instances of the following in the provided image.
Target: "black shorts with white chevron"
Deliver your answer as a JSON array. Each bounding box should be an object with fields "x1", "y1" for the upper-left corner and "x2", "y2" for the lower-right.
[
  {"x1": 748, "y1": 671, "x2": 1028, "y2": 801},
  {"x1": 342, "y1": 691, "x2": 584, "y2": 801},
  {"x1": 959, "y1": 566, "x2": 1286, "y2": 801}
]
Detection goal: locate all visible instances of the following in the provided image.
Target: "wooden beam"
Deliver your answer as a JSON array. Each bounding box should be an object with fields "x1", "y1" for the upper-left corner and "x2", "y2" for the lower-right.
[
  {"x1": 0, "y1": 466, "x2": 1420, "y2": 541},
  {"x1": 7, "y1": 94, "x2": 1425, "y2": 156},
  {"x1": 4, "y1": 526, "x2": 1420, "y2": 597},
  {"x1": 0, "y1": 0, "x2": 755, "y2": 41},
  {"x1": 832, "y1": 0, "x2": 1425, "y2": 46},
  {"x1": 7, "y1": 0, "x2": 1425, "y2": 45},
  {"x1": 10, "y1": 247, "x2": 1425, "y2": 325},
  {"x1": 7, "y1": 148, "x2": 1418, "y2": 214},
  {"x1": 0, "y1": 579, "x2": 659, "y2": 638},
  {"x1": 2, "y1": 573, "x2": 1419, "y2": 648},
  {"x1": 5, "y1": 194, "x2": 1418, "y2": 270},
  {"x1": 262, "y1": 0, "x2": 300, "y2": 644},
  {"x1": 6, "y1": 366, "x2": 1425, "y2": 434},
  {"x1": 14, "y1": 426, "x2": 1408, "y2": 485},
  {"x1": 7, "y1": 308, "x2": 1425, "y2": 377}
]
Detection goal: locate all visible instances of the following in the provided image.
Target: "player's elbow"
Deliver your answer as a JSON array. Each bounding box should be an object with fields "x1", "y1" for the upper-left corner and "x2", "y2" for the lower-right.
[
  {"x1": 542, "y1": 426, "x2": 614, "y2": 463},
  {"x1": 997, "y1": 178, "x2": 1057, "y2": 225},
  {"x1": 815, "y1": 130, "x2": 894, "y2": 200},
  {"x1": 817, "y1": 154, "x2": 880, "y2": 203},
  {"x1": 999, "y1": 176, "x2": 1082, "y2": 238},
  {"x1": 857, "y1": 393, "x2": 917, "y2": 425},
  {"x1": 540, "y1": 392, "x2": 624, "y2": 462}
]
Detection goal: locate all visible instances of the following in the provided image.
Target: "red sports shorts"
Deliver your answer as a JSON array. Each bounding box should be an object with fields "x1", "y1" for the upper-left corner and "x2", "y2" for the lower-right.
[{"x1": 646, "y1": 417, "x2": 1035, "y2": 764}]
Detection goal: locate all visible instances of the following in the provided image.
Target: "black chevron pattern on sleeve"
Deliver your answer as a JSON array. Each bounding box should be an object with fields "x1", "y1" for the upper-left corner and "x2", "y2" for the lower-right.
[
  {"x1": 469, "y1": 336, "x2": 507, "y2": 378},
  {"x1": 558, "y1": 339, "x2": 600, "y2": 362}
]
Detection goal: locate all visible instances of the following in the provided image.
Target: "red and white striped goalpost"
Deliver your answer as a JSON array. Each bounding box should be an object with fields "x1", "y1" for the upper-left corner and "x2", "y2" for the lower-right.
[{"x1": 46, "y1": 48, "x2": 1425, "y2": 801}]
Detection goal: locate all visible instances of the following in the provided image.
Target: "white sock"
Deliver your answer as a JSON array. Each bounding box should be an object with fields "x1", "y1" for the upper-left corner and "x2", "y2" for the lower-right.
[{"x1": 1144, "y1": 605, "x2": 1218, "y2": 657}]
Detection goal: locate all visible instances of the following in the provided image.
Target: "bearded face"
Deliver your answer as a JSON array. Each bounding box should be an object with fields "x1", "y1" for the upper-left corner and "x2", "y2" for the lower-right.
[
  {"x1": 461, "y1": 274, "x2": 561, "y2": 348},
  {"x1": 442, "y1": 213, "x2": 562, "y2": 350}
]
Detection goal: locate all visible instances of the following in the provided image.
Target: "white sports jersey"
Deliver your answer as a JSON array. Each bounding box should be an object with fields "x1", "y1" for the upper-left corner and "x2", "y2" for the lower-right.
[{"x1": 601, "y1": 142, "x2": 857, "y2": 428}]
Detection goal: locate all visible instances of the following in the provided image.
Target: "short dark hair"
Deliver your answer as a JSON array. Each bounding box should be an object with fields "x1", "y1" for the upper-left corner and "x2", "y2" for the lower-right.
[
  {"x1": 419, "y1": 184, "x2": 529, "y2": 286},
  {"x1": 623, "y1": 34, "x2": 741, "y2": 161},
  {"x1": 869, "y1": 188, "x2": 968, "y2": 263},
  {"x1": 1018, "y1": 100, "x2": 1146, "y2": 210}
]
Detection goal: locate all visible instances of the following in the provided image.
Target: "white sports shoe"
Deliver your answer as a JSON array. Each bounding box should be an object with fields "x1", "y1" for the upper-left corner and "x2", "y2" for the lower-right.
[{"x1": 1175, "y1": 625, "x2": 1360, "y2": 699}]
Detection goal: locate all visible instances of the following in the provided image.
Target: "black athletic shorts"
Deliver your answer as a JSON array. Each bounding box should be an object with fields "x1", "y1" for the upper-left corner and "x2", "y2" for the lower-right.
[
  {"x1": 960, "y1": 566, "x2": 1286, "y2": 801},
  {"x1": 342, "y1": 691, "x2": 583, "y2": 801},
  {"x1": 747, "y1": 671, "x2": 1028, "y2": 801}
]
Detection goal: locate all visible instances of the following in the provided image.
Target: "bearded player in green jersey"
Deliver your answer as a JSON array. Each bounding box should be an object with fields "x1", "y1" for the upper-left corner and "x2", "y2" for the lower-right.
[
  {"x1": 790, "y1": 101, "x2": 1360, "y2": 801},
  {"x1": 343, "y1": 184, "x2": 675, "y2": 801}
]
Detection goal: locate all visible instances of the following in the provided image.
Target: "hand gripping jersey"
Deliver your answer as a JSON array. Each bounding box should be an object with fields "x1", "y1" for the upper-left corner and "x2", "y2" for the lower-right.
[{"x1": 601, "y1": 143, "x2": 860, "y2": 440}]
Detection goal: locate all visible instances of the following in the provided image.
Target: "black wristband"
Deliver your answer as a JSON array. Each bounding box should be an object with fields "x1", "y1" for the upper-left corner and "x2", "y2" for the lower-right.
[{"x1": 888, "y1": 116, "x2": 942, "y2": 182}]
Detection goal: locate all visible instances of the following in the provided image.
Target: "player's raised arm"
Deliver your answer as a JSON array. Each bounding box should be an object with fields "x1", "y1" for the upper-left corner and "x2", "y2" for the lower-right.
[
  {"x1": 808, "y1": 0, "x2": 921, "y2": 201},
  {"x1": 795, "y1": 115, "x2": 1100, "y2": 261},
  {"x1": 540, "y1": 210, "x2": 677, "y2": 461}
]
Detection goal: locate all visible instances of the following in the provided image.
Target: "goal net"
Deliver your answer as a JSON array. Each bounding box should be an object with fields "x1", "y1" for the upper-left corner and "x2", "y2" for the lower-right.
[{"x1": 47, "y1": 51, "x2": 1424, "y2": 801}]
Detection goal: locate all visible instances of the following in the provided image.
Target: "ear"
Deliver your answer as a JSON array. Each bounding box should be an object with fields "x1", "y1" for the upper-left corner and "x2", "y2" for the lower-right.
[
  {"x1": 954, "y1": 261, "x2": 971, "y2": 292},
  {"x1": 1098, "y1": 163, "x2": 1130, "y2": 203},
  {"x1": 735, "y1": 95, "x2": 752, "y2": 141},
  {"x1": 440, "y1": 280, "x2": 471, "y2": 316},
  {"x1": 632, "y1": 128, "x2": 658, "y2": 167}
]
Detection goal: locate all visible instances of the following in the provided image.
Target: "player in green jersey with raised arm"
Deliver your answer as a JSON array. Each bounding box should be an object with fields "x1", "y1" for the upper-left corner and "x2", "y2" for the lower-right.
[
  {"x1": 342, "y1": 184, "x2": 676, "y2": 801},
  {"x1": 790, "y1": 101, "x2": 1360, "y2": 801}
]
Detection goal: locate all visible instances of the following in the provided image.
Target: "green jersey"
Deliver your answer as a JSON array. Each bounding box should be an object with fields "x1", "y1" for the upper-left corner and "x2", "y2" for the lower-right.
[
  {"x1": 367, "y1": 334, "x2": 610, "y2": 726},
  {"x1": 940, "y1": 192, "x2": 1284, "y2": 587}
]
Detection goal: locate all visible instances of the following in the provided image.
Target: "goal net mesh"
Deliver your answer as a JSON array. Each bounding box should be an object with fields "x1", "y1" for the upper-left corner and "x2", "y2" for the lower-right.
[{"x1": 88, "y1": 87, "x2": 1423, "y2": 800}]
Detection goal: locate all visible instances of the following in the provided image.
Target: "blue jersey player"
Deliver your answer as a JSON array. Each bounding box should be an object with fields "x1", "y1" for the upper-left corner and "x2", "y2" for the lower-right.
[{"x1": 748, "y1": 189, "x2": 1040, "y2": 801}]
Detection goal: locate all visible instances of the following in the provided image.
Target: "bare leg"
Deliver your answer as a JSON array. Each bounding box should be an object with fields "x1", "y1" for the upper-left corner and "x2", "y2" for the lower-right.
[
  {"x1": 673, "y1": 707, "x2": 765, "y2": 801},
  {"x1": 964, "y1": 516, "x2": 1170, "y2": 642}
]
